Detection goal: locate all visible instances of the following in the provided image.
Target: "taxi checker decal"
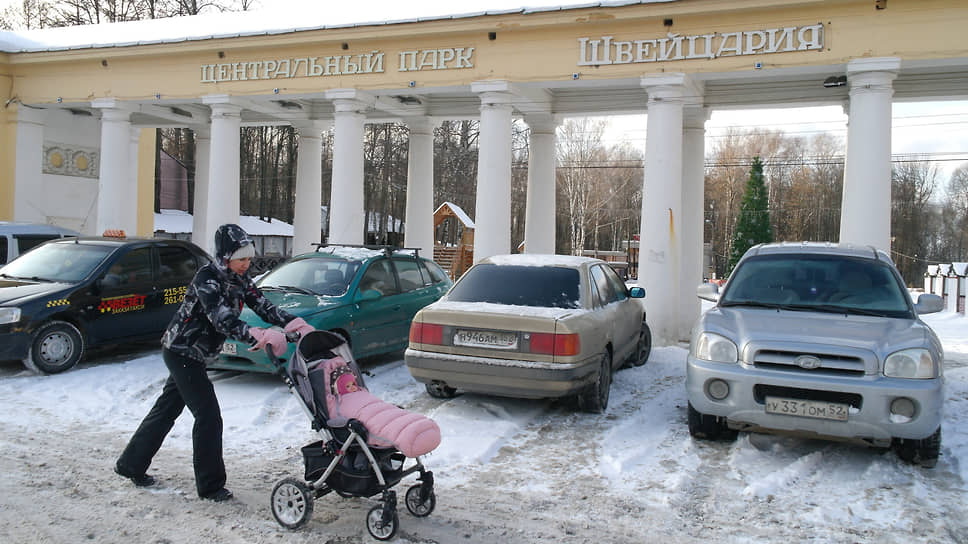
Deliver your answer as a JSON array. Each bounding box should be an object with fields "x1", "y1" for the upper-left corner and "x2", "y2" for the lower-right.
[
  {"x1": 46, "y1": 298, "x2": 70, "y2": 308},
  {"x1": 98, "y1": 294, "x2": 147, "y2": 314}
]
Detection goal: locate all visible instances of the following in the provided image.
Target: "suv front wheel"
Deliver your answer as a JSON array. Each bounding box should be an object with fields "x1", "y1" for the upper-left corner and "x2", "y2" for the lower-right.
[
  {"x1": 24, "y1": 320, "x2": 85, "y2": 374},
  {"x1": 893, "y1": 426, "x2": 941, "y2": 468},
  {"x1": 687, "y1": 402, "x2": 738, "y2": 441}
]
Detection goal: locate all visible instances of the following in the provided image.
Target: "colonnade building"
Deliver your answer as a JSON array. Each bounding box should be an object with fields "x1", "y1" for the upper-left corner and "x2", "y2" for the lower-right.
[{"x1": 2, "y1": 0, "x2": 966, "y2": 344}]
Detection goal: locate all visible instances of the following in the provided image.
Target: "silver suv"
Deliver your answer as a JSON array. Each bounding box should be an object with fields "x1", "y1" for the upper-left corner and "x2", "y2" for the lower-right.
[{"x1": 686, "y1": 242, "x2": 944, "y2": 467}]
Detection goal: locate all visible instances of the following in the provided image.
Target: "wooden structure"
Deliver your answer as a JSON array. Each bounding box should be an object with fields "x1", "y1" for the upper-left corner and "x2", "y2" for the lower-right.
[{"x1": 433, "y1": 202, "x2": 474, "y2": 279}]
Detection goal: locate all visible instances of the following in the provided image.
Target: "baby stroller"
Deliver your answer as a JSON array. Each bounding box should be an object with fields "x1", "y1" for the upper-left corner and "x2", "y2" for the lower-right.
[{"x1": 267, "y1": 330, "x2": 439, "y2": 540}]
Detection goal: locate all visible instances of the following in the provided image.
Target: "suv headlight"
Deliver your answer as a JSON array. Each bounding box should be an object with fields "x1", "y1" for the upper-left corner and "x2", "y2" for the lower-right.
[
  {"x1": 884, "y1": 348, "x2": 937, "y2": 379},
  {"x1": 0, "y1": 307, "x2": 22, "y2": 325},
  {"x1": 692, "y1": 332, "x2": 738, "y2": 363}
]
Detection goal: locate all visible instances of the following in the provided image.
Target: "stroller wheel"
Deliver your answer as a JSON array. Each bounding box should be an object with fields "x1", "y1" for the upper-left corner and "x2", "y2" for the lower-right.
[
  {"x1": 366, "y1": 504, "x2": 399, "y2": 541},
  {"x1": 405, "y1": 484, "x2": 436, "y2": 517},
  {"x1": 270, "y1": 477, "x2": 314, "y2": 530}
]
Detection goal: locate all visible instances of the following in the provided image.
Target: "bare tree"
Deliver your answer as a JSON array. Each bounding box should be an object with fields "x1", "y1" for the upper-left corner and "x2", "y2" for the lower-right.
[
  {"x1": 891, "y1": 159, "x2": 941, "y2": 283},
  {"x1": 557, "y1": 118, "x2": 608, "y2": 255}
]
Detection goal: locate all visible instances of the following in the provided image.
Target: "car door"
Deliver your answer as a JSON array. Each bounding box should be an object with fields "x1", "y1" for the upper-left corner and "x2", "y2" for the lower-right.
[
  {"x1": 350, "y1": 258, "x2": 403, "y2": 356},
  {"x1": 387, "y1": 256, "x2": 435, "y2": 349},
  {"x1": 87, "y1": 245, "x2": 157, "y2": 342},
  {"x1": 154, "y1": 243, "x2": 202, "y2": 328},
  {"x1": 589, "y1": 264, "x2": 639, "y2": 364}
]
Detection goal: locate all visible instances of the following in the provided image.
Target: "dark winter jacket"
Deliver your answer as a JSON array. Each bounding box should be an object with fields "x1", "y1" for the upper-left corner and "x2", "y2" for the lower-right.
[{"x1": 161, "y1": 224, "x2": 295, "y2": 362}]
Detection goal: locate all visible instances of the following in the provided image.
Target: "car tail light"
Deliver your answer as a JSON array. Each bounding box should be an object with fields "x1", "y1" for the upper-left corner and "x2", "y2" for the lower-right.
[
  {"x1": 410, "y1": 322, "x2": 443, "y2": 345},
  {"x1": 529, "y1": 332, "x2": 580, "y2": 356}
]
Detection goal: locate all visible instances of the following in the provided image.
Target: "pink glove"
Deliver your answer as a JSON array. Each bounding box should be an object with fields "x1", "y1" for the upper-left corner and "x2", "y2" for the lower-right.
[
  {"x1": 284, "y1": 317, "x2": 315, "y2": 337},
  {"x1": 248, "y1": 327, "x2": 287, "y2": 353}
]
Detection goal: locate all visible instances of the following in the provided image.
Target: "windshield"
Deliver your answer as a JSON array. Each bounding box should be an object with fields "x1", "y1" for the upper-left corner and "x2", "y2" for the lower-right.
[
  {"x1": 447, "y1": 264, "x2": 581, "y2": 308},
  {"x1": 258, "y1": 257, "x2": 360, "y2": 296},
  {"x1": 0, "y1": 242, "x2": 114, "y2": 283},
  {"x1": 721, "y1": 254, "x2": 912, "y2": 318}
]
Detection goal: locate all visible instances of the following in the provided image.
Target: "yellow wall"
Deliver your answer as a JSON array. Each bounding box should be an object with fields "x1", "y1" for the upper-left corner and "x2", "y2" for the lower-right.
[{"x1": 137, "y1": 128, "x2": 156, "y2": 237}]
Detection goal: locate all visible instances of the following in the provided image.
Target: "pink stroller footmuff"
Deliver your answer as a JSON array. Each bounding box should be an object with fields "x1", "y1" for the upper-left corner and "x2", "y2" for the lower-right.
[{"x1": 317, "y1": 356, "x2": 441, "y2": 457}]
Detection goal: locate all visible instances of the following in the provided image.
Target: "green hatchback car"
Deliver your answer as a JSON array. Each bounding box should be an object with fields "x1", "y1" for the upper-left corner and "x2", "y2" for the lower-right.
[{"x1": 212, "y1": 245, "x2": 453, "y2": 372}]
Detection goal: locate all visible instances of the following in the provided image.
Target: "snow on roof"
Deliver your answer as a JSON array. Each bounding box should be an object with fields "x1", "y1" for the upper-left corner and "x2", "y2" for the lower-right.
[
  {"x1": 953, "y1": 263, "x2": 968, "y2": 276},
  {"x1": 428, "y1": 299, "x2": 586, "y2": 319},
  {"x1": 312, "y1": 246, "x2": 385, "y2": 261},
  {"x1": 154, "y1": 209, "x2": 293, "y2": 236},
  {"x1": 0, "y1": 2, "x2": 676, "y2": 54},
  {"x1": 434, "y1": 201, "x2": 475, "y2": 229},
  {"x1": 486, "y1": 253, "x2": 597, "y2": 267}
]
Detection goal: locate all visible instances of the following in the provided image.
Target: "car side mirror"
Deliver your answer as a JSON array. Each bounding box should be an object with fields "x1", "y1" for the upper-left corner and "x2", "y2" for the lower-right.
[
  {"x1": 914, "y1": 293, "x2": 943, "y2": 314},
  {"x1": 697, "y1": 282, "x2": 720, "y2": 302},
  {"x1": 628, "y1": 286, "x2": 645, "y2": 299},
  {"x1": 356, "y1": 289, "x2": 381, "y2": 302}
]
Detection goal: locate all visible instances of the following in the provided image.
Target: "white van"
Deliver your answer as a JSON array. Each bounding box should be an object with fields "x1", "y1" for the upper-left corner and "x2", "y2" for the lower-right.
[{"x1": 0, "y1": 222, "x2": 79, "y2": 265}]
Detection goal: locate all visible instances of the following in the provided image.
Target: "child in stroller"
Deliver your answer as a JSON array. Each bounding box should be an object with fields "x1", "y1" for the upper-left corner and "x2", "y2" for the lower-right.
[{"x1": 268, "y1": 330, "x2": 440, "y2": 540}]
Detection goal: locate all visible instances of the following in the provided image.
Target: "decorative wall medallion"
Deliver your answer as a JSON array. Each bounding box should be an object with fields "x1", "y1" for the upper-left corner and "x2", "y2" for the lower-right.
[{"x1": 43, "y1": 143, "x2": 99, "y2": 178}]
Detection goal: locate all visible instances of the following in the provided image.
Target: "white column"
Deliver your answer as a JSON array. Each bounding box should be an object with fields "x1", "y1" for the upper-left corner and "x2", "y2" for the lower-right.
[
  {"x1": 93, "y1": 102, "x2": 132, "y2": 235},
  {"x1": 404, "y1": 117, "x2": 436, "y2": 256},
  {"x1": 191, "y1": 125, "x2": 211, "y2": 251},
  {"x1": 122, "y1": 126, "x2": 141, "y2": 235},
  {"x1": 524, "y1": 113, "x2": 558, "y2": 255},
  {"x1": 203, "y1": 101, "x2": 242, "y2": 256},
  {"x1": 840, "y1": 57, "x2": 900, "y2": 252},
  {"x1": 13, "y1": 106, "x2": 46, "y2": 224},
  {"x1": 473, "y1": 91, "x2": 514, "y2": 261},
  {"x1": 329, "y1": 99, "x2": 368, "y2": 245},
  {"x1": 680, "y1": 107, "x2": 708, "y2": 339},
  {"x1": 292, "y1": 122, "x2": 329, "y2": 255},
  {"x1": 639, "y1": 75, "x2": 685, "y2": 346}
]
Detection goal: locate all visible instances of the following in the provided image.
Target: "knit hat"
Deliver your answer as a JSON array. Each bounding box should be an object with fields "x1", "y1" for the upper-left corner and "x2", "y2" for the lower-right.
[
  {"x1": 214, "y1": 224, "x2": 255, "y2": 262},
  {"x1": 229, "y1": 242, "x2": 255, "y2": 261},
  {"x1": 335, "y1": 372, "x2": 358, "y2": 395}
]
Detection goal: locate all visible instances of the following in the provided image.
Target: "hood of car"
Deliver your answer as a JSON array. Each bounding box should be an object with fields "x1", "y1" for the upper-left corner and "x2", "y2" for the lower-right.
[
  {"x1": 0, "y1": 279, "x2": 72, "y2": 306},
  {"x1": 700, "y1": 306, "x2": 935, "y2": 358},
  {"x1": 239, "y1": 290, "x2": 345, "y2": 324}
]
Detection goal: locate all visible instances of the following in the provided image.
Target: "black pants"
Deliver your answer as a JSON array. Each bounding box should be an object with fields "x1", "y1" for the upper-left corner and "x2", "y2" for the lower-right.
[{"x1": 116, "y1": 348, "x2": 225, "y2": 497}]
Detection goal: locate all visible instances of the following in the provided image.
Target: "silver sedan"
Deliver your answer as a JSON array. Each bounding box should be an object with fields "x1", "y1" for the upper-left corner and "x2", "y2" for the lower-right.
[{"x1": 405, "y1": 254, "x2": 650, "y2": 413}]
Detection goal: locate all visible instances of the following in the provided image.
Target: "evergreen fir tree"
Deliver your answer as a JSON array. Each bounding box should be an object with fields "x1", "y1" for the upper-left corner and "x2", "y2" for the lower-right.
[{"x1": 727, "y1": 156, "x2": 773, "y2": 274}]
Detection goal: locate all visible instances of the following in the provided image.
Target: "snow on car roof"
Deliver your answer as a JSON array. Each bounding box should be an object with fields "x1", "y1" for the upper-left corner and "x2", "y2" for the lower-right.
[
  {"x1": 313, "y1": 246, "x2": 385, "y2": 261},
  {"x1": 429, "y1": 299, "x2": 587, "y2": 319},
  {"x1": 485, "y1": 253, "x2": 597, "y2": 267}
]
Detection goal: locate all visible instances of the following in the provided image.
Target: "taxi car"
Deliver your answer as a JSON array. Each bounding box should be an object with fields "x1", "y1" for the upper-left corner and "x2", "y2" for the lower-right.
[
  {"x1": 212, "y1": 245, "x2": 452, "y2": 373},
  {"x1": 686, "y1": 242, "x2": 945, "y2": 467},
  {"x1": 404, "y1": 254, "x2": 650, "y2": 413},
  {"x1": 0, "y1": 235, "x2": 211, "y2": 373}
]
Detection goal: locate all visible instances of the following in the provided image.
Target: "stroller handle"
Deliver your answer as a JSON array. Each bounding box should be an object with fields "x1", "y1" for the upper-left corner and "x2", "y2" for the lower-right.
[{"x1": 263, "y1": 331, "x2": 302, "y2": 373}]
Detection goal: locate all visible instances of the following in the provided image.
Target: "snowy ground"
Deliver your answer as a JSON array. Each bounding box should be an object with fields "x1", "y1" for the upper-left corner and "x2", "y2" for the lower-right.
[{"x1": 1, "y1": 310, "x2": 966, "y2": 543}]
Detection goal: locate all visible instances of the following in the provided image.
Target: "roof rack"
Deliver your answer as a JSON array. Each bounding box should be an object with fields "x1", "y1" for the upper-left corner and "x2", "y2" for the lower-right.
[{"x1": 311, "y1": 243, "x2": 421, "y2": 259}]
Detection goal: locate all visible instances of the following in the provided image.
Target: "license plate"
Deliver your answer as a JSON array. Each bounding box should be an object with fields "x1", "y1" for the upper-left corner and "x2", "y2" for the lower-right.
[
  {"x1": 765, "y1": 396, "x2": 848, "y2": 421},
  {"x1": 454, "y1": 329, "x2": 518, "y2": 349},
  {"x1": 221, "y1": 342, "x2": 237, "y2": 355}
]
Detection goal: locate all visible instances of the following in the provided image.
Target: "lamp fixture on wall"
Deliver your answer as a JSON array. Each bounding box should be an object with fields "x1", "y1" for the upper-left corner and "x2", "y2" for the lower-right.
[{"x1": 823, "y1": 75, "x2": 847, "y2": 88}]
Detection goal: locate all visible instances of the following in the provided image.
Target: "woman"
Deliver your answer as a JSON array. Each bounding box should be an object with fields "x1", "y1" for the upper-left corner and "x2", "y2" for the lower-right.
[{"x1": 115, "y1": 224, "x2": 313, "y2": 501}]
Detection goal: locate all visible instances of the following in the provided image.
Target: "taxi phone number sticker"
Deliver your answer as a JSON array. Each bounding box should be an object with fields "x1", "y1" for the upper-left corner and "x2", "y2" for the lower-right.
[{"x1": 164, "y1": 286, "x2": 187, "y2": 305}]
